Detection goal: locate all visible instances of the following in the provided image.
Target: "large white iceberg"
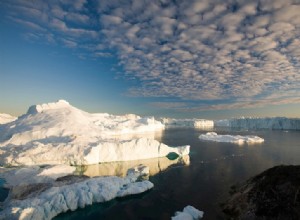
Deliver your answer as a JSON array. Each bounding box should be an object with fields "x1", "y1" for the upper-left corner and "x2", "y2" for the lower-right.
[
  {"x1": 0, "y1": 165, "x2": 153, "y2": 220},
  {"x1": 0, "y1": 100, "x2": 189, "y2": 166},
  {"x1": 199, "y1": 132, "x2": 264, "y2": 144},
  {"x1": 0, "y1": 113, "x2": 17, "y2": 125}
]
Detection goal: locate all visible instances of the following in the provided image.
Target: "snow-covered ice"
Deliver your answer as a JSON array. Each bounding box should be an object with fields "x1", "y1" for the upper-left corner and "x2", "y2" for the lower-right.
[
  {"x1": 199, "y1": 132, "x2": 264, "y2": 144},
  {"x1": 172, "y1": 205, "x2": 204, "y2": 220},
  {"x1": 0, "y1": 113, "x2": 17, "y2": 125},
  {"x1": 0, "y1": 165, "x2": 76, "y2": 187},
  {"x1": 0, "y1": 100, "x2": 190, "y2": 166},
  {"x1": 160, "y1": 118, "x2": 214, "y2": 128},
  {"x1": 0, "y1": 165, "x2": 153, "y2": 220}
]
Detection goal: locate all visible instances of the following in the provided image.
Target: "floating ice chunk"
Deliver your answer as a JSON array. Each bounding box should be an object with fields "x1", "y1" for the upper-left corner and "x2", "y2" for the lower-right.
[
  {"x1": 0, "y1": 165, "x2": 153, "y2": 220},
  {"x1": 172, "y1": 205, "x2": 204, "y2": 220},
  {"x1": 199, "y1": 132, "x2": 264, "y2": 144}
]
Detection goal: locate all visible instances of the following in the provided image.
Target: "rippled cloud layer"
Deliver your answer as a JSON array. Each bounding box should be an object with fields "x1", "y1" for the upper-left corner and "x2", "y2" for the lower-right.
[{"x1": 2, "y1": 0, "x2": 300, "y2": 111}]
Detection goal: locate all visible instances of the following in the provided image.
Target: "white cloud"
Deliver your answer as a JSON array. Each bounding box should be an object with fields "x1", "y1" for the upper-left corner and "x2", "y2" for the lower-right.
[{"x1": 2, "y1": 0, "x2": 300, "y2": 112}]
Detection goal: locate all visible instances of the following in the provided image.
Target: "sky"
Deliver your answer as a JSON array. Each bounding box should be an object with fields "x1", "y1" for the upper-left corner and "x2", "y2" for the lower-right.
[{"x1": 0, "y1": 0, "x2": 300, "y2": 119}]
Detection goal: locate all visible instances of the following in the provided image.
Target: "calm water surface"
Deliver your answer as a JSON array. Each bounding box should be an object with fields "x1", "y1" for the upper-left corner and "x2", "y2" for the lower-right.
[{"x1": 54, "y1": 128, "x2": 300, "y2": 220}]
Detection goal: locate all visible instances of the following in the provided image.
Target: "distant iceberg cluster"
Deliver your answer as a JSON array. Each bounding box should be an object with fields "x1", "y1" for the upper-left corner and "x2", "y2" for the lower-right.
[
  {"x1": 214, "y1": 117, "x2": 300, "y2": 130},
  {"x1": 228, "y1": 117, "x2": 300, "y2": 130},
  {"x1": 199, "y1": 132, "x2": 264, "y2": 144},
  {"x1": 160, "y1": 117, "x2": 300, "y2": 131},
  {"x1": 160, "y1": 118, "x2": 214, "y2": 128}
]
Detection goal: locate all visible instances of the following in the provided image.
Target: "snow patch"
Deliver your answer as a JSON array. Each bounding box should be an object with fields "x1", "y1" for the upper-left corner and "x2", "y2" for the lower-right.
[
  {"x1": 26, "y1": 100, "x2": 70, "y2": 114},
  {"x1": 199, "y1": 132, "x2": 264, "y2": 144},
  {"x1": 172, "y1": 205, "x2": 204, "y2": 219},
  {"x1": 0, "y1": 113, "x2": 17, "y2": 125},
  {"x1": 0, "y1": 165, "x2": 76, "y2": 187}
]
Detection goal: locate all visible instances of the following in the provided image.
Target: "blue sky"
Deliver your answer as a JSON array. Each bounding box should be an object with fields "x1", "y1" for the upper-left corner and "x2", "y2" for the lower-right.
[{"x1": 0, "y1": 0, "x2": 300, "y2": 119}]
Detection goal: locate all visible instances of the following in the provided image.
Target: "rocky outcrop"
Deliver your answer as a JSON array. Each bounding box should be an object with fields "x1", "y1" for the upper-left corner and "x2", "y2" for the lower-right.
[{"x1": 222, "y1": 165, "x2": 300, "y2": 220}]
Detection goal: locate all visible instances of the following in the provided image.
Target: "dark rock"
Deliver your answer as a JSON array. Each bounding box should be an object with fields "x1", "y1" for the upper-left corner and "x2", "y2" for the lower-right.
[
  {"x1": 222, "y1": 165, "x2": 300, "y2": 220},
  {"x1": 54, "y1": 174, "x2": 90, "y2": 186}
]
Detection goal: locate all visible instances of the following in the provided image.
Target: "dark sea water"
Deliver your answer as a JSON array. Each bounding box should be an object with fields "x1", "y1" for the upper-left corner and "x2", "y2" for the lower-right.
[{"x1": 53, "y1": 127, "x2": 300, "y2": 220}]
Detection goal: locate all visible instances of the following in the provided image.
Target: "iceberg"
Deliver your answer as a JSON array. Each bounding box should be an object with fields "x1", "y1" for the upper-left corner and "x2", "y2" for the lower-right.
[
  {"x1": 0, "y1": 113, "x2": 17, "y2": 125},
  {"x1": 0, "y1": 165, "x2": 153, "y2": 220},
  {"x1": 172, "y1": 205, "x2": 204, "y2": 220},
  {"x1": 199, "y1": 132, "x2": 264, "y2": 144},
  {"x1": 0, "y1": 100, "x2": 189, "y2": 166},
  {"x1": 0, "y1": 165, "x2": 76, "y2": 187},
  {"x1": 214, "y1": 117, "x2": 300, "y2": 130},
  {"x1": 214, "y1": 119, "x2": 230, "y2": 127},
  {"x1": 160, "y1": 118, "x2": 214, "y2": 128},
  {"x1": 229, "y1": 117, "x2": 300, "y2": 130}
]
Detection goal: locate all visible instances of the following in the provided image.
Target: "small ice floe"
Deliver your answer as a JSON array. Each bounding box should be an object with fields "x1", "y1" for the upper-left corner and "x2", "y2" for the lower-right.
[
  {"x1": 199, "y1": 132, "x2": 264, "y2": 144},
  {"x1": 172, "y1": 205, "x2": 204, "y2": 219}
]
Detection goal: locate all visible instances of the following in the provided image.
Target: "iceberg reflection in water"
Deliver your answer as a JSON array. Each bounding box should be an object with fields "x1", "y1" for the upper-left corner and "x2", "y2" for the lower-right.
[{"x1": 79, "y1": 155, "x2": 190, "y2": 177}]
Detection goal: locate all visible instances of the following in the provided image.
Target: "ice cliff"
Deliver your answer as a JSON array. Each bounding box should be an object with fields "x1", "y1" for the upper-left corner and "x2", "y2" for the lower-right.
[
  {"x1": 215, "y1": 117, "x2": 300, "y2": 130},
  {"x1": 0, "y1": 100, "x2": 189, "y2": 166}
]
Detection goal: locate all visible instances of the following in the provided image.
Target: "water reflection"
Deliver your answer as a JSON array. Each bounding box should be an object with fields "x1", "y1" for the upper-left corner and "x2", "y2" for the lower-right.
[{"x1": 79, "y1": 155, "x2": 190, "y2": 177}]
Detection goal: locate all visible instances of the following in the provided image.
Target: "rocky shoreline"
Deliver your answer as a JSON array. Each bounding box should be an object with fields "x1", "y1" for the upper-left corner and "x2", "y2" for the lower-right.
[{"x1": 222, "y1": 165, "x2": 300, "y2": 220}]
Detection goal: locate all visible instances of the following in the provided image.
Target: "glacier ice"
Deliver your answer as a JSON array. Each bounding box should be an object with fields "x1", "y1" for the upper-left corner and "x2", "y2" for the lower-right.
[
  {"x1": 0, "y1": 113, "x2": 17, "y2": 125},
  {"x1": 214, "y1": 117, "x2": 300, "y2": 130},
  {"x1": 160, "y1": 118, "x2": 214, "y2": 128},
  {"x1": 172, "y1": 205, "x2": 204, "y2": 220},
  {"x1": 199, "y1": 132, "x2": 264, "y2": 144},
  {"x1": 229, "y1": 117, "x2": 300, "y2": 130},
  {"x1": 0, "y1": 165, "x2": 76, "y2": 187},
  {"x1": 0, "y1": 165, "x2": 153, "y2": 220},
  {"x1": 0, "y1": 100, "x2": 190, "y2": 166}
]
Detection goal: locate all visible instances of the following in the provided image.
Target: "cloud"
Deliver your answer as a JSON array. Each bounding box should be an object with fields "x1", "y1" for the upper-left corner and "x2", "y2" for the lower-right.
[{"x1": 2, "y1": 0, "x2": 300, "y2": 113}]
